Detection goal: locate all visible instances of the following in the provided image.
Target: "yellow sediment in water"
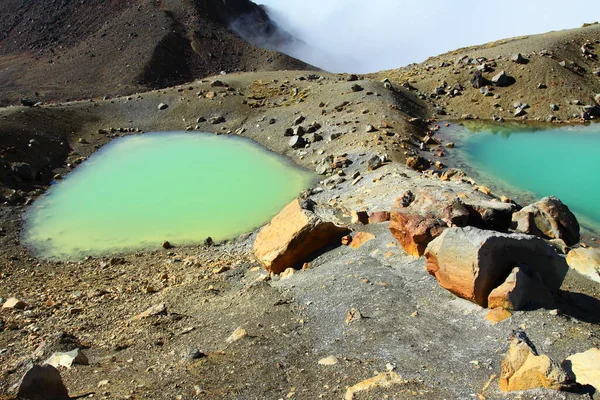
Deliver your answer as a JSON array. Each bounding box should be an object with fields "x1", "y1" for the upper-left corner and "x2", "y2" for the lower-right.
[{"x1": 22, "y1": 132, "x2": 315, "y2": 260}]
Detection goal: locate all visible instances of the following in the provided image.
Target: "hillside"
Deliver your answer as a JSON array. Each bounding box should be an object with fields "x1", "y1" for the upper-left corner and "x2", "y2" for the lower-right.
[
  {"x1": 0, "y1": 0, "x2": 314, "y2": 106},
  {"x1": 375, "y1": 23, "x2": 600, "y2": 122}
]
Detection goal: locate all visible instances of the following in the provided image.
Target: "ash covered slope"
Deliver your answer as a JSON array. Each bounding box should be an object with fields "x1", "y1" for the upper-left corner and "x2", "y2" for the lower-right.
[
  {"x1": 0, "y1": 0, "x2": 315, "y2": 106},
  {"x1": 375, "y1": 23, "x2": 600, "y2": 122}
]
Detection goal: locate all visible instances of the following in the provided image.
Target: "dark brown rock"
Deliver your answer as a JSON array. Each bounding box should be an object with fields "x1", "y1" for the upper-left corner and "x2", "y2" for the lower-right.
[{"x1": 512, "y1": 196, "x2": 580, "y2": 245}]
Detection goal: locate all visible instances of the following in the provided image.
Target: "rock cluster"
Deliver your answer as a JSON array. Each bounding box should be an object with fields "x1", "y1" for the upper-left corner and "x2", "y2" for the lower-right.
[{"x1": 388, "y1": 189, "x2": 579, "y2": 312}]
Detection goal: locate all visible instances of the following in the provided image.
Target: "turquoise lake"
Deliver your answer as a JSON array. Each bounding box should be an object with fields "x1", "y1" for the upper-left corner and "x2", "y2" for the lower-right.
[
  {"x1": 442, "y1": 122, "x2": 600, "y2": 232},
  {"x1": 22, "y1": 132, "x2": 315, "y2": 260}
]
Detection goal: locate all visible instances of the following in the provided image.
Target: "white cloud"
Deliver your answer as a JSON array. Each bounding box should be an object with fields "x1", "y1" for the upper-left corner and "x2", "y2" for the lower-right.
[{"x1": 257, "y1": 0, "x2": 600, "y2": 73}]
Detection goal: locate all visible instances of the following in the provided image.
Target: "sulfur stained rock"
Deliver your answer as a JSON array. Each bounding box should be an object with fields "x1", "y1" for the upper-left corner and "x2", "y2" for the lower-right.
[
  {"x1": 566, "y1": 247, "x2": 600, "y2": 283},
  {"x1": 345, "y1": 372, "x2": 406, "y2": 400},
  {"x1": 499, "y1": 337, "x2": 569, "y2": 392},
  {"x1": 564, "y1": 348, "x2": 600, "y2": 391},
  {"x1": 349, "y1": 232, "x2": 375, "y2": 249},
  {"x1": 424, "y1": 227, "x2": 567, "y2": 307},
  {"x1": 487, "y1": 267, "x2": 554, "y2": 311},
  {"x1": 390, "y1": 212, "x2": 446, "y2": 257},
  {"x1": 254, "y1": 199, "x2": 349, "y2": 274}
]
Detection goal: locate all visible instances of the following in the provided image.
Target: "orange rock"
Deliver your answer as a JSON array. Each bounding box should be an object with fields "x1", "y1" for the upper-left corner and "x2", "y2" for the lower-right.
[
  {"x1": 488, "y1": 267, "x2": 554, "y2": 311},
  {"x1": 424, "y1": 227, "x2": 567, "y2": 307},
  {"x1": 368, "y1": 211, "x2": 390, "y2": 224},
  {"x1": 349, "y1": 232, "x2": 376, "y2": 249},
  {"x1": 499, "y1": 339, "x2": 568, "y2": 392},
  {"x1": 486, "y1": 308, "x2": 512, "y2": 324},
  {"x1": 341, "y1": 235, "x2": 352, "y2": 246},
  {"x1": 389, "y1": 212, "x2": 445, "y2": 257},
  {"x1": 254, "y1": 199, "x2": 349, "y2": 274}
]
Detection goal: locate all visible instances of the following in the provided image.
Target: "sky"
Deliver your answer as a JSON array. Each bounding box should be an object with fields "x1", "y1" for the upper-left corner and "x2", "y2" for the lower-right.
[{"x1": 256, "y1": 0, "x2": 600, "y2": 73}]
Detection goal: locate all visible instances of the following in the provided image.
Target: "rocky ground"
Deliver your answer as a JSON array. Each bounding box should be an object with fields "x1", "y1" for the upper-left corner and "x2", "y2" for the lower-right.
[
  {"x1": 373, "y1": 23, "x2": 600, "y2": 123},
  {"x1": 1, "y1": 5, "x2": 600, "y2": 400}
]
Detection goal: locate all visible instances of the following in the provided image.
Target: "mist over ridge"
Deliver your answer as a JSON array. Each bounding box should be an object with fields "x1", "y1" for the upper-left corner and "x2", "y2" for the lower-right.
[{"x1": 254, "y1": 0, "x2": 600, "y2": 73}]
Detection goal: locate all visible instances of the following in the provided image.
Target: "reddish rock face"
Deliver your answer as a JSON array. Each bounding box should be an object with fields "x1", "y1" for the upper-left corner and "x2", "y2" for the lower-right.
[
  {"x1": 424, "y1": 227, "x2": 568, "y2": 307},
  {"x1": 368, "y1": 211, "x2": 390, "y2": 224},
  {"x1": 512, "y1": 196, "x2": 580, "y2": 245},
  {"x1": 254, "y1": 199, "x2": 349, "y2": 274},
  {"x1": 389, "y1": 212, "x2": 446, "y2": 257}
]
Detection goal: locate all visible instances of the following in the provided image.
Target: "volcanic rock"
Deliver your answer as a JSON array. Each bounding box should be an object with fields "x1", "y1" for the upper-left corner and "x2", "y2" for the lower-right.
[
  {"x1": 17, "y1": 365, "x2": 69, "y2": 400},
  {"x1": 499, "y1": 337, "x2": 569, "y2": 392},
  {"x1": 424, "y1": 227, "x2": 568, "y2": 307},
  {"x1": 254, "y1": 199, "x2": 349, "y2": 273},
  {"x1": 487, "y1": 266, "x2": 554, "y2": 311},
  {"x1": 566, "y1": 247, "x2": 600, "y2": 283},
  {"x1": 491, "y1": 70, "x2": 511, "y2": 87},
  {"x1": 511, "y1": 196, "x2": 580, "y2": 245},
  {"x1": 564, "y1": 348, "x2": 600, "y2": 391}
]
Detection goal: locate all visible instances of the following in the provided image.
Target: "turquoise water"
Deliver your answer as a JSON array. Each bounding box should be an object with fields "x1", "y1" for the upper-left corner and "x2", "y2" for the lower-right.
[
  {"x1": 452, "y1": 123, "x2": 600, "y2": 231},
  {"x1": 22, "y1": 132, "x2": 315, "y2": 260}
]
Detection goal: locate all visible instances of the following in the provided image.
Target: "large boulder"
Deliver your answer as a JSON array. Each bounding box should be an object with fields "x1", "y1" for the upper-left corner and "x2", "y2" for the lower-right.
[
  {"x1": 564, "y1": 348, "x2": 600, "y2": 391},
  {"x1": 17, "y1": 364, "x2": 70, "y2": 400},
  {"x1": 512, "y1": 196, "x2": 580, "y2": 246},
  {"x1": 254, "y1": 199, "x2": 349, "y2": 274},
  {"x1": 566, "y1": 247, "x2": 600, "y2": 283},
  {"x1": 500, "y1": 337, "x2": 570, "y2": 392},
  {"x1": 424, "y1": 227, "x2": 568, "y2": 307}
]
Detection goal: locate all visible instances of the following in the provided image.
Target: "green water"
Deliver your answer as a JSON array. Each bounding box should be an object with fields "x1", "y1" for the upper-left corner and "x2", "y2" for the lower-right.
[
  {"x1": 23, "y1": 132, "x2": 315, "y2": 260},
  {"x1": 453, "y1": 123, "x2": 600, "y2": 231}
]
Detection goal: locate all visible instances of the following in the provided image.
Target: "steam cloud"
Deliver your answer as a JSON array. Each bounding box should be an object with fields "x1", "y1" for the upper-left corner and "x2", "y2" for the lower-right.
[{"x1": 250, "y1": 0, "x2": 600, "y2": 73}]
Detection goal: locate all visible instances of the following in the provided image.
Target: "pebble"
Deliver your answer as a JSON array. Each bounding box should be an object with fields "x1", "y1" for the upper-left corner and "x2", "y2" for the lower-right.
[
  {"x1": 318, "y1": 356, "x2": 339, "y2": 366},
  {"x1": 226, "y1": 327, "x2": 247, "y2": 344}
]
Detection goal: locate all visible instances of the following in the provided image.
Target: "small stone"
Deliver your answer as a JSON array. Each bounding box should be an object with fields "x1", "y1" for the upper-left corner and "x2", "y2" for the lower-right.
[
  {"x1": 351, "y1": 210, "x2": 369, "y2": 225},
  {"x1": 345, "y1": 308, "x2": 363, "y2": 325},
  {"x1": 280, "y1": 268, "x2": 295, "y2": 279},
  {"x1": 341, "y1": 235, "x2": 352, "y2": 246},
  {"x1": 45, "y1": 349, "x2": 89, "y2": 369},
  {"x1": 293, "y1": 115, "x2": 305, "y2": 125},
  {"x1": 210, "y1": 115, "x2": 226, "y2": 124},
  {"x1": 289, "y1": 135, "x2": 306, "y2": 149},
  {"x1": 350, "y1": 84, "x2": 364, "y2": 92},
  {"x1": 226, "y1": 327, "x2": 247, "y2": 344},
  {"x1": 2, "y1": 297, "x2": 27, "y2": 310},
  {"x1": 367, "y1": 155, "x2": 383, "y2": 171},
  {"x1": 365, "y1": 124, "x2": 377, "y2": 133},
  {"x1": 162, "y1": 240, "x2": 171, "y2": 249},
  {"x1": 157, "y1": 103, "x2": 168, "y2": 110},
  {"x1": 318, "y1": 356, "x2": 339, "y2": 366},
  {"x1": 550, "y1": 104, "x2": 559, "y2": 111},
  {"x1": 133, "y1": 303, "x2": 167, "y2": 320},
  {"x1": 186, "y1": 348, "x2": 207, "y2": 360},
  {"x1": 511, "y1": 53, "x2": 527, "y2": 64},
  {"x1": 97, "y1": 380, "x2": 109, "y2": 388},
  {"x1": 491, "y1": 70, "x2": 511, "y2": 87},
  {"x1": 349, "y1": 232, "x2": 376, "y2": 249}
]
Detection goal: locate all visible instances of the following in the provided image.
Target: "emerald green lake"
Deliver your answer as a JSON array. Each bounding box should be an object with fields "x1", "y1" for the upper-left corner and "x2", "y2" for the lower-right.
[
  {"x1": 443, "y1": 123, "x2": 600, "y2": 232},
  {"x1": 22, "y1": 132, "x2": 315, "y2": 260}
]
